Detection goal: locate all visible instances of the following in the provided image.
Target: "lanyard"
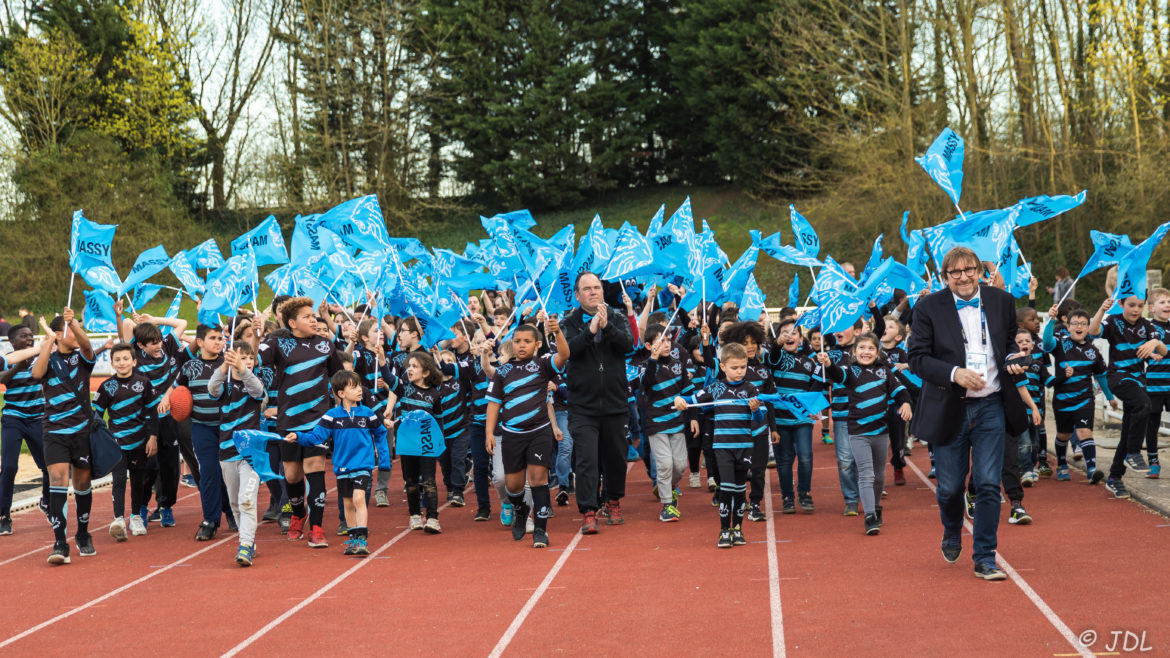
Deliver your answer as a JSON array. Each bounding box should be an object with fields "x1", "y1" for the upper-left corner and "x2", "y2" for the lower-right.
[{"x1": 958, "y1": 300, "x2": 989, "y2": 352}]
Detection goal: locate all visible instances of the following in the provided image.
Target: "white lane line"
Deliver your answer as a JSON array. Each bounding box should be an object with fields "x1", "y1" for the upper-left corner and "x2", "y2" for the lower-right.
[
  {"x1": 222, "y1": 500, "x2": 452, "y2": 657},
  {"x1": 906, "y1": 460, "x2": 1092, "y2": 658},
  {"x1": 763, "y1": 477, "x2": 786, "y2": 658},
  {"x1": 0, "y1": 534, "x2": 235, "y2": 649}
]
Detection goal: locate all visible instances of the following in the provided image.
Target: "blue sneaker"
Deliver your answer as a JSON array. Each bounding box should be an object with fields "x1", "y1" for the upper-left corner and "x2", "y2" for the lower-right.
[
  {"x1": 1148, "y1": 463, "x2": 1161, "y2": 479},
  {"x1": 1056, "y1": 466, "x2": 1071, "y2": 481},
  {"x1": 139, "y1": 505, "x2": 150, "y2": 526},
  {"x1": 159, "y1": 508, "x2": 175, "y2": 527},
  {"x1": 180, "y1": 474, "x2": 197, "y2": 488},
  {"x1": 500, "y1": 502, "x2": 514, "y2": 527},
  {"x1": 928, "y1": 466, "x2": 936, "y2": 479},
  {"x1": 343, "y1": 538, "x2": 357, "y2": 556},
  {"x1": 352, "y1": 536, "x2": 369, "y2": 556},
  {"x1": 235, "y1": 544, "x2": 254, "y2": 567}
]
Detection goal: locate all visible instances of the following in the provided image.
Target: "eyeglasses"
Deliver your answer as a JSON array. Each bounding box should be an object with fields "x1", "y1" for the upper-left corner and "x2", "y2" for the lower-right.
[
  {"x1": 1067, "y1": 321, "x2": 1089, "y2": 327},
  {"x1": 946, "y1": 266, "x2": 979, "y2": 279}
]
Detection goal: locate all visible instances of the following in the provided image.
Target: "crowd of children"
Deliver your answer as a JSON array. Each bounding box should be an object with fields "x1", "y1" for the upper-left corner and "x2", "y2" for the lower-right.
[{"x1": 0, "y1": 268, "x2": 1164, "y2": 565}]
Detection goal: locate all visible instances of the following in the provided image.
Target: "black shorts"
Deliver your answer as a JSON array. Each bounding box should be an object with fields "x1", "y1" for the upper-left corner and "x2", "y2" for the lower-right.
[
  {"x1": 280, "y1": 441, "x2": 330, "y2": 462},
  {"x1": 714, "y1": 447, "x2": 752, "y2": 484},
  {"x1": 43, "y1": 429, "x2": 92, "y2": 469},
  {"x1": 501, "y1": 425, "x2": 555, "y2": 474},
  {"x1": 1054, "y1": 406, "x2": 1094, "y2": 434},
  {"x1": 337, "y1": 473, "x2": 372, "y2": 499}
]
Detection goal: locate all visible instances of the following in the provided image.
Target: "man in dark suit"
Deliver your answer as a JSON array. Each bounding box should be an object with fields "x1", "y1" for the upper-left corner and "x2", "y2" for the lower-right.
[{"x1": 908, "y1": 246, "x2": 1029, "y2": 581}]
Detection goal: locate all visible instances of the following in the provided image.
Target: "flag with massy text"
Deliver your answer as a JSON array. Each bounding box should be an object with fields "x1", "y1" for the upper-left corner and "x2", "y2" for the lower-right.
[
  {"x1": 915, "y1": 127, "x2": 964, "y2": 205},
  {"x1": 231, "y1": 215, "x2": 289, "y2": 267}
]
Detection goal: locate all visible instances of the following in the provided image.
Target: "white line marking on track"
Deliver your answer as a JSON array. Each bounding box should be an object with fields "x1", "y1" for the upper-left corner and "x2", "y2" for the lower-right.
[
  {"x1": 0, "y1": 534, "x2": 235, "y2": 650},
  {"x1": 906, "y1": 460, "x2": 1092, "y2": 658},
  {"x1": 222, "y1": 500, "x2": 450, "y2": 657},
  {"x1": 763, "y1": 478, "x2": 786, "y2": 658}
]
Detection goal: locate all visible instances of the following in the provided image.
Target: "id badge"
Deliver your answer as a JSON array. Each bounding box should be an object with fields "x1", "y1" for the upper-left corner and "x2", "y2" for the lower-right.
[{"x1": 966, "y1": 351, "x2": 989, "y2": 379}]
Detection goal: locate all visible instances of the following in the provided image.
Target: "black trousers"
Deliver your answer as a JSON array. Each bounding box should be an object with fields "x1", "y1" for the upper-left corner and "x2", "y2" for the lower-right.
[
  {"x1": 886, "y1": 411, "x2": 907, "y2": 468},
  {"x1": 570, "y1": 411, "x2": 629, "y2": 513},
  {"x1": 1145, "y1": 393, "x2": 1169, "y2": 459},
  {"x1": 1110, "y1": 376, "x2": 1151, "y2": 479},
  {"x1": 154, "y1": 415, "x2": 181, "y2": 508}
]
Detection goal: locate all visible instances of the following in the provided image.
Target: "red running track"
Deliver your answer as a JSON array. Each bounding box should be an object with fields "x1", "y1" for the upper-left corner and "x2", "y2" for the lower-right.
[{"x1": 1, "y1": 442, "x2": 1167, "y2": 656}]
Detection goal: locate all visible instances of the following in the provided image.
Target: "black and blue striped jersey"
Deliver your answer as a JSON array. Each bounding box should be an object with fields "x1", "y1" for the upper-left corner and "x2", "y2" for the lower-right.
[
  {"x1": 825, "y1": 362, "x2": 910, "y2": 437},
  {"x1": 130, "y1": 333, "x2": 183, "y2": 418},
  {"x1": 1, "y1": 361, "x2": 43, "y2": 420},
  {"x1": 455, "y1": 349, "x2": 491, "y2": 425},
  {"x1": 438, "y1": 365, "x2": 469, "y2": 439},
  {"x1": 381, "y1": 370, "x2": 443, "y2": 422},
  {"x1": 825, "y1": 345, "x2": 852, "y2": 421},
  {"x1": 257, "y1": 334, "x2": 343, "y2": 434},
  {"x1": 1050, "y1": 336, "x2": 1110, "y2": 413},
  {"x1": 1098, "y1": 314, "x2": 1157, "y2": 382},
  {"x1": 766, "y1": 349, "x2": 825, "y2": 427},
  {"x1": 176, "y1": 353, "x2": 225, "y2": 426},
  {"x1": 685, "y1": 379, "x2": 764, "y2": 450},
  {"x1": 1147, "y1": 319, "x2": 1170, "y2": 395},
  {"x1": 92, "y1": 372, "x2": 158, "y2": 450},
  {"x1": 485, "y1": 354, "x2": 561, "y2": 434},
  {"x1": 211, "y1": 368, "x2": 264, "y2": 461},
  {"x1": 352, "y1": 345, "x2": 389, "y2": 416},
  {"x1": 1023, "y1": 337, "x2": 1051, "y2": 412},
  {"x1": 640, "y1": 354, "x2": 694, "y2": 436},
  {"x1": 38, "y1": 349, "x2": 95, "y2": 436}
]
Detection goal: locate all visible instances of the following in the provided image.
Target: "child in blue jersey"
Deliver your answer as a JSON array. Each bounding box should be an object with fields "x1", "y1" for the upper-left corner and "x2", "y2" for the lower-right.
[
  {"x1": 879, "y1": 316, "x2": 914, "y2": 486},
  {"x1": 287, "y1": 370, "x2": 390, "y2": 557},
  {"x1": 176, "y1": 323, "x2": 230, "y2": 541},
  {"x1": 1049, "y1": 309, "x2": 1116, "y2": 482},
  {"x1": 436, "y1": 349, "x2": 471, "y2": 508},
  {"x1": 641, "y1": 324, "x2": 695, "y2": 522},
  {"x1": 485, "y1": 320, "x2": 569, "y2": 549},
  {"x1": 381, "y1": 349, "x2": 447, "y2": 534},
  {"x1": 1144, "y1": 288, "x2": 1170, "y2": 478},
  {"x1": 674, "y1": 342, "x2": 765, "y2": 548},
  {"x1": 818, "y1": 333, "x2": 912, "y2": 535},
  {"x1": 1017, "y1": 306, "x2": 1051, "y2": 481},
  {"x1": 768, "y1": 318, "x2": 825, "y2": 514},
  {"x1": 0, "y1": 325, "x2": 49, "y2": 536},
  {"x1": 209, "y1": 343, "x2": 266, "y2": 565},
  {"x1": 1089, "y1": 295, "x2": 1167, "y2": 498}
]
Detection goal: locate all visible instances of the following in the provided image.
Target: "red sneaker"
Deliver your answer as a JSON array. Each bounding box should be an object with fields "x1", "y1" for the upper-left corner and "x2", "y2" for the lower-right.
[
  {"x1": 580, "y1": 511, "x2": 599, "y2": 535},
  {"x1": 287, "y1": 515, "x2": 306, "y2": 541},
  {"x1": 307, "y1": 525, "x2": 328, "y2": 548},
  {"x1": 894, "y1": 468, "x2": 906, "y2": 486},
  {"x1": 605, "y1": 500, "x2": 624, "y2": 525}
]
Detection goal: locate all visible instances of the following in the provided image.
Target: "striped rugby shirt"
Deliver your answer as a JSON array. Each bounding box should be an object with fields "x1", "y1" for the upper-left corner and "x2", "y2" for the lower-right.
[
  {"x1": 1097, "y1": 313, "x2": 1158, "y2": 384},
  {"x1": 1147, "y1": 319, "x2": 1170, "y2": 395},
  {"x1": 38, "y1": 349, "x2": 96, "y2": 436},
  {"x1": 211, "y1": 368, "x2": 264, "y2": 460},
  {"x1": 130, "y1": 334, "x2": 183, "y2": 419},
  {"x1": 640, "y1": 354, "x2": 694, "y2": 436},
  {"x1": 1, "y1": 360, "x2": 44, "y2": 420},
  {"x1": 825, "y1": 361, "x2": 910, "y2": 437},
  {"x1": 1050, "y1": 337, "x2": 1110, "y2": 413},
  {"x1": 684, "y1": 379, "x2": 763, "y2": 450},
  {"x1": 92, "y1": 372, "x2": 158, "y2": 450},
  {"x1": 258, "y1": 334, "x2": 343, "y2": 434},
  {"x1": 485, "y1": 354, "x2": 561, "y2": 434},
  {"x1": 766, "y1": 348, "x2": 825, "y2": 426},
  {"x1": 176, "y1": 352, "x2": 225, "y2": 426}
]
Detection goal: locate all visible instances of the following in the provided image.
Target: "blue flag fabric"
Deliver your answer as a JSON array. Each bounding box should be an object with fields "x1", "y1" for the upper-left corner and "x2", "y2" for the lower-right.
[
  {"x1": 537, "y1": 248, "x2": 576, "y2": 316},
  {"x1": 571, "y1": 215, "x2": 615, "y2": 277},
  {"x1": 160, "y1": 291, "x2": 182, "y2": 336},
  {"x1": 130, "y1": 284, "x2": 164, "y2": 309},
  {"x1": 724, "y1": 243, "x2": 760, "y2": 294},
  {"x1": 494, "y1": 209, "x2": 537, "y2": 231},
  {"x1": 915, "y1": 127, "x2": 965, "y2": 205},
  {"x1": 788, "y1": 274, "x2": 800, "y2": 308},
  {"x1": 811, "y1": 256, "x2": 858, "y2": 305},
  {"x1": 188, "y1": 238, "x2": 225, "y2": 270},
  {"x1": 757, "y1": 391, "x2": 830, "y2": 418},
  {"x1": 647, "y1": 204, "x2": 665, "y2": 236},
  {"x1": 754, "y1": 230, "x2": 824, "y2": 269},
  {"x1": 231, "y1": 215, "x2": 289, "y2": 267},
  {"x1": 82, "y1": 289, "x2": 119, "y2": 332},
  {"x1": 169, "y1": 251, "x2": 206, "y2": 297},
  {"x1": 120, "y1": 244, "x2": 170, "y2": 295},
  {"x1": 69, "y1": 210, "x2": 122, "y2": 294},
  {"x1": 789, "y1": 205, "x2": 821, "y2": 257},
  {"x1": 201, "y1": 252, "x2": 257, "y2": 317},
  {"x1": 1076, "y1": 231, "x2": 1135, "y2": 280},
  {"x1": 549, "y1": 225, "x2": 575, "y2": 253},
  {"x1": 862, "y1": 234, "x2": 884, "y2": 279},
  {"x1": 1114, "y1": 221, "x2": 1170, "y2": 303},
  {"x1": 796, "y1": 307, "x2": 822, "y2": 330},
  {"x1": 1010, "y1": 191, "x2": 1088, "y2": 227},
  {"x1": 601, "y1": 222, "x2": 654, "y2": 281},
  {"x1": 739, "y1": 275, "x2": 767, "y2": 321},
  {"x1": 232, "y1": 430, "x2": 285, "y2": 482},
  {"x1": 394, "y1": 410, "x2": 446, "y2": 457},
  {"x1": 318, "y1": 195, "x2": 391, "y2": 254},
  {"x1": 265, "y1": 264, "x2": 298, "y2": 296}
]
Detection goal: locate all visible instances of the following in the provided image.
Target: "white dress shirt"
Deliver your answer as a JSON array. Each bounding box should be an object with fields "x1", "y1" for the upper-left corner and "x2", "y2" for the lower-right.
[{"x1": 950, "y1": 292, "x2": 1000, "y2": 398}]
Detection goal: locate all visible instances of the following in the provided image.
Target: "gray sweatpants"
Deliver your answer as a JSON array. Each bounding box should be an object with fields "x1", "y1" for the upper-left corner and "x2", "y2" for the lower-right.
[
  {"x1": 648, "y1": 432, "x2": 687, "y2": 504},
  {"x1": 220, "y1": 459, "x2": 260, "y2": 547},
  {"x1": 848, "y1": 433, "x2": 888, "y2": 515}
]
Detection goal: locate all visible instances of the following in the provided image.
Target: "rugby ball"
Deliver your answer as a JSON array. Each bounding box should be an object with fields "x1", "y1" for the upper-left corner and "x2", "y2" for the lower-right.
[{"x1": 170, "y1": 386, "x2": 194, "y2": 422}]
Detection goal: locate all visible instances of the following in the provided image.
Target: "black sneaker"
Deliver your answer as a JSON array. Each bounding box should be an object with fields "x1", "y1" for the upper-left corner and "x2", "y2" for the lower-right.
[
  {"x1": 798, "y1": 492, "x2": 814, "y2": 513},
  {"x1": 781, "y1": 496, "x2": 796, "y2": 514},
  {"x1": 261, "y1": 501, "x2": 281, "y2": 523},
  {"x1": 875, "y1": 506, "x2": 883, "y2": 527},
  {"x1": 864, "y1": 514, "x2": 880, "y2": 535},
  {"x1": 973, "y1": 561, "x2": 1007, "y2": 581},
  {"x1": 731, "y1": 527, "x2": 747, "y2": 546},
  {"x1": 941, "y1": 537, "x2": 961, "y2": 564},
  {"x1": 511, "y1": 505, "x2": 529, "y2": 541},
  {"x1": 0, "y1": 517, "x2": 12, "y2": 535},
  {"x1": 1105, "y1": 477, "x2": 1131, "y2": 499},
  {"x1": 746, "y1": 503, "x2": 766, "y2": 522},
  {"x1": 474, "y1": 507, "x2": 491, "y2": 522},
  {"x1": 226, "y1": 515, "x2": 238, "y2": 533},
  {"x1": 843, "y1": 502, "x2": 859, "y2": 516},
  {"x1": 1008, "y1": 505, "x2": 1032, "y2": 525},
  {"x1": 148, "y1": 508, "x2": 161, "y2": 523},
  {"x1": 47, "y1": 541, "x2": 71, "y2": 565},
  {"x1": 278, "y1": 512, "x2": 291, "y2": 535},
  {"x1": 195, "y1": 521, "x2": 217, "y2": 541},
  {"x1": 532, "y1": 528, "x2": 549, "y2": 548},
  {"x1": 1124, "y1": 453, "x2": 1150, "y2": 472},
  {"x1": 717, "y1": 529, "x2": 733, "y2": 548},
  {"x1": 76, "y1": 533, "x2": 96, "y2": 557},
  {"x1": 450, "y1": 492, "x2": 466, "y2": 508},
  {"x1": 555, "y1": 488, "x2": 570, "y2": 506},
  {"x1": 337, "y1": 522, "x2": 349, "y2": 536},
  {"x1": 964, "y1": 491, "x2": 975, "y2": 520}
]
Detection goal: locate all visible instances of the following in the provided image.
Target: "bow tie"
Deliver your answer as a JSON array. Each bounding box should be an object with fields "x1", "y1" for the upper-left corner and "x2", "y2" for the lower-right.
[{"x1": 955, "y1": 298, "x2": 979, "y2": 310}]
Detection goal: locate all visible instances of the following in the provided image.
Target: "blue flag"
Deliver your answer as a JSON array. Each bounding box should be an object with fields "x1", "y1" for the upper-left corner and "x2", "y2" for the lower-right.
[
  {"x1": 739, "y1": 275, "x2": 767, "y2": 320},
  {"x1": 757, "y1": 391, "x2": 830, "y2": 418},
  {"x1": 647, "y1": 204, "x2": 665, "y2": 236},
  {"x1": 395, "y1": 410, "x2": 446, "y2": 457},
  {"x1": 811, "y1": 256, "x2": 858, "y2": 305},
  {"x1": 1010, "y1": 191, "x2": 1088, "y2": 227},
  {"x1": 915, "y1": 127, "x2": 965, "y2": 205},
  {"x1": 796, "y1": 306, "x2": 822, "y2": 330},
  {"x1": 188, "y1": 238, "x2": 225, "y2": 270},
  {"x1": 169, "y1": 250, "x2": 205, "y2": 297},
  {"x1": 130, "y1": 284, "x2": 164, "y2": 309},
  {"x1": 601, "y1": 222, "x2": 654, "y2": 281},
  {"x1": 862, "y1": 234, "x2": 884, "y2": 279},
  {"x1": 1076, "y1": 230, "x2": 1135, "y2": 280},
  {"x1": 201, "y1": 251, "x2": 257, "y2": 317},
  {"x1": 549, "y1": 224, "x2": 575, "y2": 253},
  {"x1": 787, "y1": 273, "x2": 800, "y2": 308},
  {"x1": 82, "y1": 289, "x2": 119, "y2": 332},
  {"x1": 724, "y1": 242, "x2": 760, "y2": 294},
  {"x1": 1114, "y1": 221, "x2": 1170, "y2": 303},
  {"x1": 571, "y1": 215, "x2": 615, "y2": 277},
  {"x1": 231, "y1": 215, "x2": 289, "y2": 267},
  {"x1": 160, "y1": 291, "x2": 182, "y2": 336},
  {"x1": 120, "y1": 244, "x2": 170, "y2": 296},
  {"x1": 537, "y1": 248, "x2": 576, "y2": 317},
  {"x1": 789, "y1": 205, "x2": 821, "y2": 257},
  {"x1": 754, "y1": 230, "x2": 824, "y2": 269},
  {"x1": 69, "y1": 210, "x2": 122, "y2": 294},
  {"x1": 232, "y1": 430, "x2": 286, "y2": 482},
  {"x1": 265, "y1": 264, "x2": 298, "y2": 296},
  {"x1": 318, "y1": 195, "x2": 391, "y2": 254}
]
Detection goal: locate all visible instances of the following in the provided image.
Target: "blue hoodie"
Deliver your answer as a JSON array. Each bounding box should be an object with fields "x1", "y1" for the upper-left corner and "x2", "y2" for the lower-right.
[{"x1": 295, "y1": 404, "x2": 390, "y2": 477}]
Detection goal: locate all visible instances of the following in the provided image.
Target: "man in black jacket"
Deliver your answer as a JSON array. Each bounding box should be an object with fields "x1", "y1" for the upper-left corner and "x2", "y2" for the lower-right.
[
  {"x1": 908, "y1": 246, "x2": 1029, "y2": 581},
  {"x1": 562, "y1": 272, "x2": 635, "y2": 534}
]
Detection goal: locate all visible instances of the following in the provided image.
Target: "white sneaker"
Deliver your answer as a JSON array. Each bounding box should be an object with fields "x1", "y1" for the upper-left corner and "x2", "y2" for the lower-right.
[
  {"x1": 424, "y1": 517, "x2": 442, "y2": 534},
  {"x1": 525, "y1": 516, "x2": 535, "y2": 534},
  {"x1": 409, "y1": 514, "x2": 424, "y2": 530},
  {"x1": 689, "y1": 472, "x2": 701, "y2": 488},
  {"x1": 375, "y1": 490, "x2": 390, "y2": 507},
  {"x1": 129, "y1": 515, "x2": 147, "y2": 536},
  {"x1": 109, "y1": 517, "x2": 127, "y2": 542},
  {"x1": 904, "y1": 442, "x2": 913, "y2": 455},
  {"x1": 707, "y1": 476, "x2": 716, "y2": 491}
]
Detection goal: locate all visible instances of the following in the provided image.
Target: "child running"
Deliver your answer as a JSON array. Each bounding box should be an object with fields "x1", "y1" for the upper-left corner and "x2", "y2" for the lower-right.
[
  {"x1": 1143, "y1": 288, "x2": 1170, "y2": 478},
  {"x1": 209, "y1": 343, "x2": 265, "y2": 565},
  {"x1": 819, "y1": 332, "x2": 912, "y2": 535},
  {"x1": 1048, "y1": 308, "x2": 1117, "y2": 483},
  {"x1": 287, "y1": 370, "x2": 390, "y2": 557},
  {"x1": 485, "y1": 319, "x2": 569, "y2": 548}
]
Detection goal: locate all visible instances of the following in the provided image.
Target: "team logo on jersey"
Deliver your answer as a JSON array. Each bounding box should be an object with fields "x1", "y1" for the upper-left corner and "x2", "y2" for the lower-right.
[
  {"x1": 876, "y1": 368, "x2": 886, "y2": 379},
  {"x1": 315, "y1": 340, "x2": 331, "y2": 354},
  {"x1": 131, "y1": 381, "x2": 144, "y2": 393},
  {"x1": 1138, "y1": 326, "x2": 1148, "y2": 339},
  {"x1": 709, "y1": 381, "x2": 727, "y2": 398},
  {"x1": 497, "y1": 363, "x2": 514, "y2": 378},
  {"x1": 1085, "y1": 348, "x2": 1096, "y2": 360},
  {"x1": 277, "y1": 338, "x2": 297, "y2": 357},
  {"x1": 103, "y1": 380, "x2": 119, "y2": 397},
  {"x1": 67, "y1": 353, "x2": 78, "y2": 366},
  {"x1": 670, "y1": 362, "x2": 681, "y2": 375},
  {"x1": 525, "y1": 361, "x2": 541, "y2": 373},
  {"x1": 670, "y1": 347, "x2": 680, "y2": 360},
  {"x1": 851, "y1": 365, "x2": 862, "y2": 379},
  {"x1": 357, "y1": 418, "x2": 367, "y2": 428},
  {"x1": 182, "y1": 359, "x2": 204, "y2": 380}
]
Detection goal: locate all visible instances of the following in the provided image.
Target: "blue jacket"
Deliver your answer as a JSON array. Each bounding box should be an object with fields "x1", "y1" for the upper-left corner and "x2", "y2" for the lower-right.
[{"x1": 296, "y1": 405, "x2": 390, "y2": 476}]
